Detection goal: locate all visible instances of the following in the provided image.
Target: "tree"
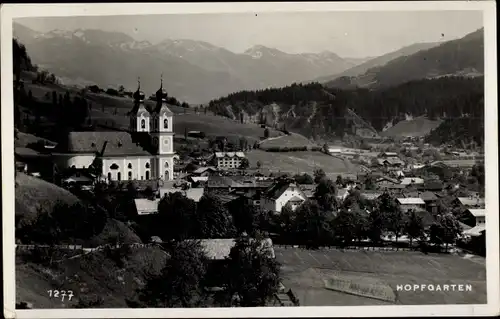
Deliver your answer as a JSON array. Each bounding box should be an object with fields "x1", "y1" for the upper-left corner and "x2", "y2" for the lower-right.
[
  {"x1": 239, "y1": 158, "x2": 249, "y2": 169},
  {"x1": 335, "y1": 175, "x2": 343, "y2": 186},
  {"x1": 367, "y1": 207, "x2": 385, "y2": 244},
  {"x1": 138, "y1": 240, "x2": 208, "y2": 307},
  {"x1": 88, "y1": 156, "x2": 103, "y2": 182},
  {"x1": 157, "y1": 192, "x2": 197, "y2": 241},
  {"x1": 404, "y1": 209, "x2": 425, "y2": 247},
  {"x1": 313, "y1": 168, "x2": 326, "y2": 184},
  {"x1": 256, "y1": 161, "x2": 262, "y2": 169},
  {"x1": 333, "y1": 208, "x2": 366, "y2": 246},
  {"x1": 292, "y1": 200, "x2": 333, "y2": 247},
  {"x1": 215, "y1": 235, "x2": 281, "y2": 307},
  {"x1": 322, "y1": 143, "x2": 329, "y2": 154},
  {"x1": 378, "y1": 193, "x2": 404, "y2": 242},
  {"x1": 313, "y1": 178, "x2": 337, "y2": 212},
  {"x1": 430, "y1": 214, "x2": 462, "y2": 252},
  {"x1": 239, "y1": 137, "x2": 248, "y2": 151},
  {"x1": 195, "y1": 194, "x2": 236, "y2": 238},
  {"x1": 264, "y1": 128, "x2": 270, "y2": 138},
  {"x1": 118, "y1": 85, "x2": 125, "y2": 94},
  {"x1": 293, "y1": 173, "x2": 314, "y2": 184}
]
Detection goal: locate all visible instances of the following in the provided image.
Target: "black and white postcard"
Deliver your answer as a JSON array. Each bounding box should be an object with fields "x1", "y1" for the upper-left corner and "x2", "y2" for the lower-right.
[{"x1": 2, "y1": 2, "x2": 498, "y2": 318}]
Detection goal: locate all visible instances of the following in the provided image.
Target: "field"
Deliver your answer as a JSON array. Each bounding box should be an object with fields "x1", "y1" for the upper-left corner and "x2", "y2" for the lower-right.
[
  {"x1": 246, "y1": 150, "x2": 359, "y2": 176},
  {"x1": 16, "y1": 247, "x2": 167, "y2": 308},
  {"x1": 258, "y1": 133, "x2": 319, "y2": 150},
  {"x1": 275, "y1": 247, "x2": 486, "y2": 306},
  {"x1": 24, "y1": 80, "x2": 284, "y2": 144},
  {"x1": 380, "y1": 117, "x2": 443, "y2": 138}
]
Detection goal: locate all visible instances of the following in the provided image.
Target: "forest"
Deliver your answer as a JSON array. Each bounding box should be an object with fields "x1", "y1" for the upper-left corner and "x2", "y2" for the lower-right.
[{"x1": 207, "y1": 77, "x2": 484, "y2": 144}]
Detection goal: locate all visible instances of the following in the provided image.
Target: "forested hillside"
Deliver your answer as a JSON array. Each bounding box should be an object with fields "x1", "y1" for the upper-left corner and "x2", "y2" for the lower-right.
[
  {"x1": 326, "y1": 28, "x2": 484, "y2": 90},
  {"x1": 207, "y1": 77, "x2": 484, "y2": 143}
]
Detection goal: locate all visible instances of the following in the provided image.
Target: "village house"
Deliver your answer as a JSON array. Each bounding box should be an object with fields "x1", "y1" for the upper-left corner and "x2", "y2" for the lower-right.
[
  {"x1": 396, "y1": 197, "x2": 426, "y2": 213},
  {"x1": 453, "y1": 195, "x2": 486, "y2": 210},
  {"x1": 191, "y1": 166, "x2": 218, "y2": 177},
  {"x1": 419, "y1": 191, "x2": 439, "y2": 213},
  {"x1": 214, "y1": 152, "x2": 246, "y2": 169},
  {"x1": 206, "y1": 175, "x2": 272, "y2": 193},
  {"x1": 260, "y1": 181, "x2": 307, "y2": 213},
  {"x1": 375, "y1": 176, "x2": 400, "y2": 189},
  {"x1": 463, "y1": 209, "x2": 486, "y2": 237},
  {"x1": 400, "y1": 177, "x2": 425, "y2": 186}
]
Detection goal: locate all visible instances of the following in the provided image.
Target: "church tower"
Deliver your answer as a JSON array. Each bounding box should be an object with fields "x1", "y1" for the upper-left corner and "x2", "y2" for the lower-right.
[
  {"x1": 129, "y1": 78, "x2": 150, "y2": 132},
  {"x1": 151, "y1": 75, "x2": 175, "y2": 181}
]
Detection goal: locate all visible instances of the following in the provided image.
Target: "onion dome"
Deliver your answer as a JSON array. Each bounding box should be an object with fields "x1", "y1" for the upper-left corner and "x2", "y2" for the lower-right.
[
  {"x1": 133, "y1": 78, "x2": 145, "y2": 103},
  {"x1": 155, "y1": 75, "x2": 168, "y2": 102}
]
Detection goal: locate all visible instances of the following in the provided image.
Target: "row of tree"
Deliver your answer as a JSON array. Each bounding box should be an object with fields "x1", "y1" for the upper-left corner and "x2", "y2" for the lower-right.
[{"x1": 131, "y1": 236, "x2": 281, "y2": 308}]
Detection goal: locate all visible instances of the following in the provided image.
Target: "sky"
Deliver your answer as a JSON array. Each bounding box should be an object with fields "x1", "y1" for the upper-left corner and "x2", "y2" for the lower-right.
[{"x1": 16, "y1": 11, "x2": 483, "y2": 58}]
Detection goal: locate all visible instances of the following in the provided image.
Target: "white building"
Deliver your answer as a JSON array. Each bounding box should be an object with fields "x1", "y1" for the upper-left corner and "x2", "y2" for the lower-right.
[
  {"x1": 396, "y1": 197, "x2": 426, "y2": 213},
  {"x1": 215, "y1": 152, "x2": 246, "y2": 169},
  {"x1": 51, "y1": 79, "x2": 176, "y2": 183},
  {"x1": 463, "y1": 209, "x2": 486, "y2": 237},
  {"x1": 260, "y1": 181, "x2": 306, "y2": 213}
]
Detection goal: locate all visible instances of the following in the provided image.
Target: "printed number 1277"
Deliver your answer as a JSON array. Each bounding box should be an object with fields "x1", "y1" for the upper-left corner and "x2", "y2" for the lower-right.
[{"x1": 47, "y1": 290, "x2": 74, "y2": 301}]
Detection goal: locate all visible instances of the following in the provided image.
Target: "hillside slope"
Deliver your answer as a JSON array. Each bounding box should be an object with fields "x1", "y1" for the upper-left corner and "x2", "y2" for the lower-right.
[
  {"x1": 208, "y1": 77, "x2": 484, "y2": 140},
  {"x1": 16, "y1": 247, "x2": 168, "y2": 308},
  {"x1": 380, "y1": 116, "x2": 443, "y2": 138},
  {"x1": 326, "y1": 28, "x2": 484, "y2": 89},
  {"x1": 316, "y1": 42, "x2": 439, "y2": 84}
]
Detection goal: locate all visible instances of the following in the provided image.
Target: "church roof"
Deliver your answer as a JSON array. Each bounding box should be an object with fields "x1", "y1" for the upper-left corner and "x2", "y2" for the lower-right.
[{"x1": 59, "y1": 131, "x2": 152, "y2": 156}]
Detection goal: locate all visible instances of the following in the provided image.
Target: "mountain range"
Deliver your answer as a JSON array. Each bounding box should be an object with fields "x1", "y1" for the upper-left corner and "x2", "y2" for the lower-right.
[{"x1": 14, "y1": 22, "x2": 362, "y2": 104}]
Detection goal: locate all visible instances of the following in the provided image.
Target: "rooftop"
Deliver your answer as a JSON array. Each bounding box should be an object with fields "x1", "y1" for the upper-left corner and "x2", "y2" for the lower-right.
[
  {"x1": 397, "y1": 198, "x2": 425, "y2": 205},
  {"x1": 58, "y1": 131, "x2": 151, "y2": 156},
  {"x1": 134, "y1": 198, "x2": 159, "y2": 215},
  {"x1": 468, "y1": 209, "x2": 485, "y2": 218},
  {"x1": 215, "y1": 152, "x2": 246, "y2": 158}
]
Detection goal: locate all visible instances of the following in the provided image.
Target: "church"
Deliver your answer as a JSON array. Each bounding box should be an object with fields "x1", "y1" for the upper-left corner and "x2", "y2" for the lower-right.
[{"x1": 51, "y1": 79, "x2": 176, "y2": 183}]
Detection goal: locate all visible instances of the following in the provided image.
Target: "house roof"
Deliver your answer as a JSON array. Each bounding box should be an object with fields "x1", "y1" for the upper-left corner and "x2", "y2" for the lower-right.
[
  {"x1": 215, "y1": 152, "x2": 246, "y2": 158},
  {"x1": 207, "y1": 175, "x2": 272, "y2": 189},
  {"x1": 457, "y1": 197, "x2": 485, "y2": 207},
  {"x1": 192, "y1": 166, "x2": 217, "y2": 174},
  {"x1": 380, "y1": 152, "x2": 399, "y2": 157},
  {"x1": 400, "y1": 177, "x2": 425, "y2": 185},
  {"x1": 376, "y1": 176, "x2": 400, "y2": 184},
  {"x1": 288, "y1": 196, "x2": 305, "y2": 203},
  {"x1": 192, "y1": 238, "x2": 274, "y2": 260},
  {"x1": 185, "y1": 188, "x2": 205, "y2": 202},
  {"x1": 397, "y1": 198, "x2": 425, "y2": 205},
  {"x1": 361, "y1": 192, "x2": 382, "y2": 200},
  {"x1": 134, "y1": 198, "x2": 159, "y2": 215},
  {"x1": 419, "y1": 191, "x2": 438, "y2": 201},
  {"x1": 190, "y1": 176, "x2": 209, "y2": 183},
  {"x1": 468, "y1": 209, "x2": 485, "y2": 218},
  {"x1": 59, "y1": 131, "x2": 151, "y2": 156},
  {"x1": 463, "y1": 225, "x2": 486, "y2": 237},
  {"x1": 263, "y1": 181, "x2": 303, "y2": 200},
  {"x1": 417, "y1": 180, "x2": 444, "y2": 191}
]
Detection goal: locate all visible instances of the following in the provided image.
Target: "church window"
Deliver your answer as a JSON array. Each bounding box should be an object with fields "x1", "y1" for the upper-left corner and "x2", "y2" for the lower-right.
[
  {"x1": 145, "y1": 162, "x2": 150, "y2": 169},
  {"x1": 165, "y1": 170, "x2": 170, "y2": 180},
  {"x1": 108, "y1": 172, "x2": 112, "y2": 181},
  {"x1": 128, "y1": 163, "x2": 132, "y2": 169},
  {"x1": 153, "y1": 137, "x2": 158, "y2": 146},
  {"x1": 164, "y1": 119, "x2": 168, "y2": 129},
  {"x1": 164, "y1": 162, "x2": 169, "y2": 168},
  {"x1": 117, "y1": 172, "x2": 121, "y2": 181},
  {"x1": 164, "y1": 138, "x2": 169, "y2": 145},
  {"x1": 145, "y1": 171, "x2": 150, "y2": 180},
  {"x1": 141, "y1": 119, "x2": 146, "y2": 129},
  {"x1": 128, "y1": 171, "x2": 132, "y2": 180},
  {"x1": 110, "y1": 163, "x2": 119, "y2": 170}
]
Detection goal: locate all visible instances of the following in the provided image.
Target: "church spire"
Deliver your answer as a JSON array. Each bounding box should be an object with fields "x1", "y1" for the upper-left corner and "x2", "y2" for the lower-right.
[
  {"x1": 133, "y1": 76, "x2": 145, "y2": 104},
  {"x1": 156, "y1": 73, "x2": 168, "y2": 108}
]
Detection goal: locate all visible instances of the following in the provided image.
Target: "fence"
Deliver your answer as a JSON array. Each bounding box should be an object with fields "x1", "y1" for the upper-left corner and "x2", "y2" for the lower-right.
[
  {"x1": 273, "y1": 244, "x2": 415, "y2": 252},
  {"x1": 15, "y1": 242, "x2": 160, "y2": 252}
]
